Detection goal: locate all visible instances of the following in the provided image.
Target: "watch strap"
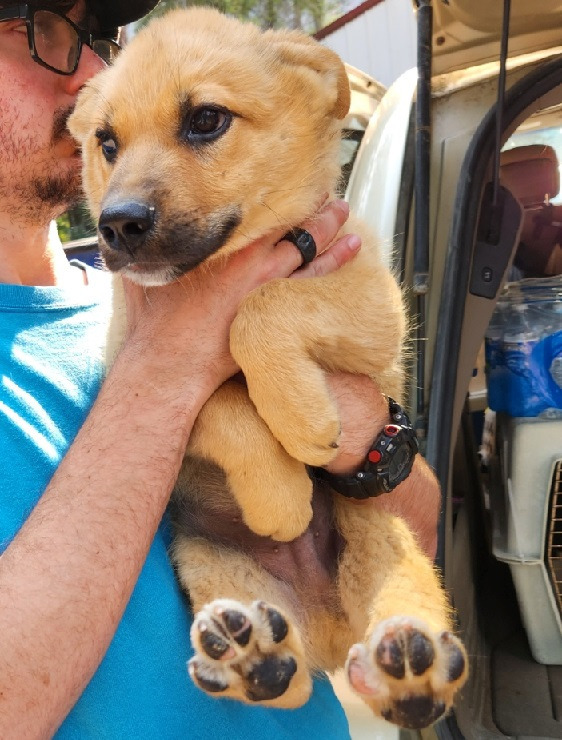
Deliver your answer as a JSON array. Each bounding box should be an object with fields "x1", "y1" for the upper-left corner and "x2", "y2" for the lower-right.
[{"x1": 311, "y1": 398, "x2": 418, "y2": 500}]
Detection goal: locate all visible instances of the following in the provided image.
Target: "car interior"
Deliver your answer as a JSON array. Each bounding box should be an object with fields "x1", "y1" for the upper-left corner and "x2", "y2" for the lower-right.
[{"x1": 450, "y1": 85, "x2": 562, "y2": 738}]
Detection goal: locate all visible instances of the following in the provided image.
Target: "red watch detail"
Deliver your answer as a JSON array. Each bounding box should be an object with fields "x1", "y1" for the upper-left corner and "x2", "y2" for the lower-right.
[{"x1": 384, "y1": 424, "x2": 400, "y2": 436}]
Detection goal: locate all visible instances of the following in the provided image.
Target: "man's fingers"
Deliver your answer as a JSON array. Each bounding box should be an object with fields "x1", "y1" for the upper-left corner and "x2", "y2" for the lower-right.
[
  {"x1": 291, "y1": 234, "x2": 361, "y2": 279},
  {"x1": 246, "y1": 199, "x2": 352, "y2": 283},
  {"x1": 302, "y1": 199, "x2": 350, "y2": 256},
  {"x1": 273, "y1": 199, "x2": 350, "y2": 269}
]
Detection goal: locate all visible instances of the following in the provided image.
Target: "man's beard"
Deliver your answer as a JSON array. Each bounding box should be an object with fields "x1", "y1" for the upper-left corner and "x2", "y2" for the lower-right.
[
  {"x1": 30, "y1": 105, "x2": 83, "y2": 209},
  {"x1": 13, "y1": 105, "x2": 84, "y2": 217},
  {"x1": 0, "y1": 101, "x2": 85, "y2": 226},
  {"x1": 32, "y1": 171, "x2": 82, "y2": 210}
]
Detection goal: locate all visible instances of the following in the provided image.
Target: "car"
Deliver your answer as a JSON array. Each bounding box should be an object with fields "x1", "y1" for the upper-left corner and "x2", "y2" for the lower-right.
[{"x1": 346, "y1": 1, "x2": 562, "y2": 736}]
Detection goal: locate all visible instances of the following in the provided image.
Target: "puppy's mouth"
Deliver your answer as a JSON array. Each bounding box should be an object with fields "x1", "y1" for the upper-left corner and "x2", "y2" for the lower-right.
[
  {"x1": 97, "y1": 204, "x2": 242, "y2": 285},
  {"x1": 120, "y1": 262, "x2": 194, "y2": 287}
]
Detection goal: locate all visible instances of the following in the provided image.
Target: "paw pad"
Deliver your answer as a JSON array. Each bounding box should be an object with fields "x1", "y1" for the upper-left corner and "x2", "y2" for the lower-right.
[
  {"x1": 198, "y1": 624, "x2": 235, "y2": 661},
  {"x1": 382, "y1": 696, "x2": 446, "y2": 729},
  {"x1": 376, "y1": 634, "x2": 406, "y2": 679},
  {"x1": 219, "y1": 608, "x2": 252, "y2": 646},
  {"x1": 257, "y1": 602, "x2": 289, "y2": 643},
  {"x1": 346, "y1": 617, "x2": 468, "y2": 729},
  {"x1": 189, "y1": 599, "x2": 306, "y2": 706},
  {"x1": 246, "y1": 655, "x2": 297, "y2": 701},
  {"x1": 189, "y1": 661, "x2": 228, "y2": 694},
  {"x1": 375, "y1": 624, "x2": 435, "y2": 680},
  {"x1": 439, "y1": 631, "x2": 466, "y2": 682}
]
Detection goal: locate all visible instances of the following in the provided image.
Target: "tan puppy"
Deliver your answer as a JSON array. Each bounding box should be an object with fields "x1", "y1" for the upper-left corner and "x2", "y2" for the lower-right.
[{"x1": 68, "y1": 8, "x2": 467, "y2": 728}]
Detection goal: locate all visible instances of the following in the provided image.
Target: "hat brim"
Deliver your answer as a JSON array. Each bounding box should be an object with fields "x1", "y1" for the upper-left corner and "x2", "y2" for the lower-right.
[{"x1": 92, "y1": 0, "x2": 160, "y2": 30}]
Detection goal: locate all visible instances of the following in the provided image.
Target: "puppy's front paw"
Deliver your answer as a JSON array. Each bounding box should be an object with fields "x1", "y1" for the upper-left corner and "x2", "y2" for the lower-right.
[
  {"x1": 252, "y1": 392, "x2": 341, "y2": 467},
  {"x1": 346, "y1": 617, "x2": 467, "y2": 729},
  {"x1": 189, "y1": 599, "x2": 311, "y2": 707},
  {"x1": 280, "y1": 410, "x2": 341, "y2": 467}
]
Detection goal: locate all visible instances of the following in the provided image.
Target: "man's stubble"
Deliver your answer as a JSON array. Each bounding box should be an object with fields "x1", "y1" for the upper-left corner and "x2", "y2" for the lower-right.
[{"x1": 0, "y1": 103, "x2": 83, "y2": 222}]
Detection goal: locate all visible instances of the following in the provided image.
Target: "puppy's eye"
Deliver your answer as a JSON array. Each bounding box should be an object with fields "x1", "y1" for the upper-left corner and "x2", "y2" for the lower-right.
[
  {"x1": 95, "y1": 129, "x2": 118, "y2": 163},
  {"x1": 192, "y1": 108, "x2": 225, "y2": 134},
  {"x1": 184, "y1": 106, "x2": 232, "y2": 144},
  {"x1": 101, "y1": 138, "x2": 117, "y2": 161}
]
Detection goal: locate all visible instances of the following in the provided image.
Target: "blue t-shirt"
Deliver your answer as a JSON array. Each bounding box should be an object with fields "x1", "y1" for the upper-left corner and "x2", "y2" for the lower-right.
[{"x1": 0, "y1": 268, "x2": 350, "y2": 739}]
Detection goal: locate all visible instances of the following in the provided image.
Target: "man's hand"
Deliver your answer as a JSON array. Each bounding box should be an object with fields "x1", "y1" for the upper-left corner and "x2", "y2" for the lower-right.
[{"x1": 122, "y1": 199, "x2": 360, "y2": 393}]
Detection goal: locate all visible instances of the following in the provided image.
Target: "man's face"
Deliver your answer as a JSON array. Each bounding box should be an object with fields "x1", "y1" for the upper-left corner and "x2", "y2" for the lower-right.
[{"x1": 0, "y1": 1, "x2": 105, "y2": 222}]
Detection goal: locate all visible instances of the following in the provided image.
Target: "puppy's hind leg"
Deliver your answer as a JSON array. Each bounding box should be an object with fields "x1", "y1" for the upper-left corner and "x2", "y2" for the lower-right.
[
  {"x1": 172, "y1": 536, "x2": 312, "y2": 708},
  {"x1": 334, "y1": 500, "x2": 468, "y2": 729},
  {"x1": 188, "y1": 381, "x2": 314, "y2": 541}
]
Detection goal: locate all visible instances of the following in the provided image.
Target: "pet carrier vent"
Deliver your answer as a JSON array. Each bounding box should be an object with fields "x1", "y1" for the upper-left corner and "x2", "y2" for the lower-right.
[{"x1": 546, "y1": 460, "x2": 562, "y2": 614}]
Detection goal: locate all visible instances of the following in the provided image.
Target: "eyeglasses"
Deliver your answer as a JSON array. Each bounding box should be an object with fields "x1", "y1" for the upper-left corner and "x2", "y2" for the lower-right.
[{"x1": 0, "y1": 4, "x2": 121, "y2": 75}]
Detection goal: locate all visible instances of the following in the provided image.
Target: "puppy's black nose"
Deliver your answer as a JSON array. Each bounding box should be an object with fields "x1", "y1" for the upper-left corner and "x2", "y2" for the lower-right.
[{"x1": 98, "y1": 201, "x2": 155, "y2": 254}]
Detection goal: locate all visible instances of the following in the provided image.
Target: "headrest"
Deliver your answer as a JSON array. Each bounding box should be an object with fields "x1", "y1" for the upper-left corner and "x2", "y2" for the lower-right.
[{"x1": 500, "y1": 144, "x2": 560, "y2": 207}]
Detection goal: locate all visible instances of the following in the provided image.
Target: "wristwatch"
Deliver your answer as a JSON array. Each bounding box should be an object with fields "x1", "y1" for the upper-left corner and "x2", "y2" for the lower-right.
[{"x1": 312, "y1": 398, "x2": 418, "y2": 499}]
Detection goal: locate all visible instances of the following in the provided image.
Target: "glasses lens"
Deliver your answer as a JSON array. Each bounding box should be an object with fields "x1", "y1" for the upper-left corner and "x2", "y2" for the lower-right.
[
  {"x1": 33, "y1": 10, "x2": 79, "y2": 74},
  {"x1": 92, "y1": 39, "x2": 121, "y2": 66}
]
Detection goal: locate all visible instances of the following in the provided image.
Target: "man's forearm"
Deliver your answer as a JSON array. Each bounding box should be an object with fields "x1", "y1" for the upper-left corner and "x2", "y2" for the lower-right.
[
  {"x1": 373, "y1": 457, "x2": 440, "y2": 559},
  {"x1": 0, "y1": 344, "x2": 211, "y2": 738},
  {"x1": 324, "y1": 374, "x2": 440, "y2": 559}
]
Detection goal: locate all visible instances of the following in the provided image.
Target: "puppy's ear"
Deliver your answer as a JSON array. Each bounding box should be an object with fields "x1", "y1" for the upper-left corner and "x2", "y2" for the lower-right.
[
  {"x1": 67, "y1": 78, "x2": 103, "y2": 143},
  {"x1": 264, "y1": 30, "x2": 350, "y2": 120}
]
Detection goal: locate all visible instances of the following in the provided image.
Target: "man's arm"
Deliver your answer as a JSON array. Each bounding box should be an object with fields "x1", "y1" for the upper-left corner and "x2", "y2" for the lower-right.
[
  {"x1": 0, "y1": 343, "x2": 207, "y2": 737},
  {"x1": 324, "y1": 375, "x2": 440, "y2": 559}
]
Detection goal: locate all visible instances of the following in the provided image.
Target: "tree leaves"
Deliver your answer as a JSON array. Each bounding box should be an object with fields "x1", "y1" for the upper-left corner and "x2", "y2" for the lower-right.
[{"x1": 135, "y1": 0, "x2": 345, "y2": 33}]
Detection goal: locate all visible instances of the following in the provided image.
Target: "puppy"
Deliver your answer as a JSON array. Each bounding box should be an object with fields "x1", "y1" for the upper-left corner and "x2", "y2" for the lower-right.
[{"x1": 68, "y1": 8, "x2": 467, "y2": 728}]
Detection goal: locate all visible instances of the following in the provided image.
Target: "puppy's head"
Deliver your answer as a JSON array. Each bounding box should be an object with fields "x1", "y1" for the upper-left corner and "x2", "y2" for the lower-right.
[{"x1": 68, "y1": 8, "x2": 350, "y2": 285}]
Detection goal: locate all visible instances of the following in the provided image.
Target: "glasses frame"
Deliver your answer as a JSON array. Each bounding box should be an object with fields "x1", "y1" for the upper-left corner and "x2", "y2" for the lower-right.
[{"x1": 0, "y1": 3, "x2": 120, "y2": 75}]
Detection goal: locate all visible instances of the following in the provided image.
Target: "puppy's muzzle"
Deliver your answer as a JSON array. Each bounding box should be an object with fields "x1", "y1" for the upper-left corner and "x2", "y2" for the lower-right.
[{"x1": 98, "y1": 201, "x2": 156, "y2": 255}]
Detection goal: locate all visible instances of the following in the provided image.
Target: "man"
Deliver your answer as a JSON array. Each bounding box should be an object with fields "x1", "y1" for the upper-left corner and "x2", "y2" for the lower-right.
[{"x1": 0, "y1": 1, "x2": 440, "y2": 737}]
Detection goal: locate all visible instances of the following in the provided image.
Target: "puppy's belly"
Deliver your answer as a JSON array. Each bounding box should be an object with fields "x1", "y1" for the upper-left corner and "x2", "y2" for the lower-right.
[
  {"x1": 171, "y1": 471, "x2": 343, "y2": 610},
  {"x1": 251, "y1": 481, "x2": 344, "y2": 600}
]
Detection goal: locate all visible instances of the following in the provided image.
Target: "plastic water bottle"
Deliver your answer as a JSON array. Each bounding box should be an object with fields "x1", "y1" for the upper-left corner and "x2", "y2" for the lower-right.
[
  {"x1": 486, "y1": 278, "x2": 562, "y2": 417},
  {"x1": 545, "y1": 300, "x2": 562, "y2": 390},
  {"x1": 550, "y1": 356, "x2": 562, "y2": 389},
  {"x1": 502, "y1": 303, "x2": 543, "y2": 416},
  {"x1": 485, "y1": 303, "x2": 506, "y2": 411}
]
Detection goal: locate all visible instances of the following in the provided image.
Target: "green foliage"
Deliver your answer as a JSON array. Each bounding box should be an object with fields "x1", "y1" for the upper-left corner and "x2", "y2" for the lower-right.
[
  {"x1": 136, "y1": 0, "x2": 344, "y2": 33},
  {"x1": 56, "y1": 203, "x2": 96, "y2": 243},
  {"x1": 56, "y1": 212, "x2": 72, "y2": 242}
]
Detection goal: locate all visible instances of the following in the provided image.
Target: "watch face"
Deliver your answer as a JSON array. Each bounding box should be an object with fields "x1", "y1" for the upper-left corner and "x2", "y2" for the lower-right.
[{"x1": 388, "y1": 443, "x2": 412, "y2": 484}]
